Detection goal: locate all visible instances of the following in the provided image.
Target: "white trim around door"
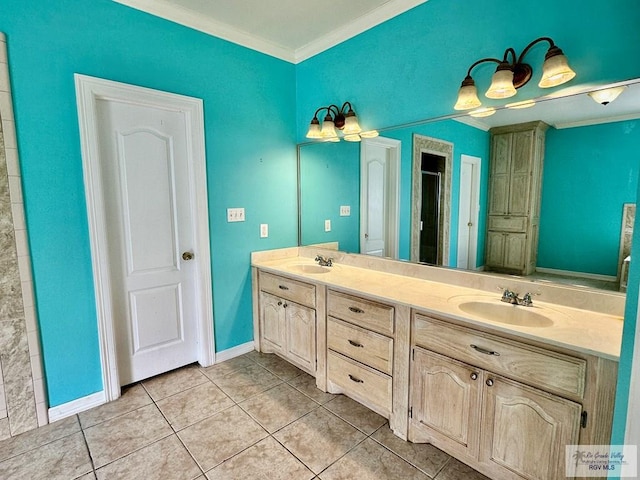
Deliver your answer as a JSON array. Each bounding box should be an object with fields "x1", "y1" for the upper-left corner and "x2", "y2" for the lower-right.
[{"x1": 75, "y1": 74, "x2": 215, "y2": 402}]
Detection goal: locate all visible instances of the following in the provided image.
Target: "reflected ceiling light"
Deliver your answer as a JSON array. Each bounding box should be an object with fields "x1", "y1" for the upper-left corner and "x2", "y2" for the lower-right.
[
  {"x1": 588, "y1": 86, "x2": 627, "y2": 105},
  {"x1": 469, "y1": 107, "x2": 496, "y2": 118},
  {"x1": 454, "y1": 37, "x2": 576, "y2": 110},
  {"x1": 360, "y1": 130, "x2": 379, "y2": 138},
  {"x1": 506, "y1": 99, "x2": 536, "y2": 109},
  {"x1": 306, "y1": 102, "x2": 362, "y2": 141}
]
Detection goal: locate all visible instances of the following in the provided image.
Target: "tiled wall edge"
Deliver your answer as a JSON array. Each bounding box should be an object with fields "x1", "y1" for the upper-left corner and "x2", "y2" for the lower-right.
[{"x1": 0, "y1": 31, "x2": 48, "y2": 427}]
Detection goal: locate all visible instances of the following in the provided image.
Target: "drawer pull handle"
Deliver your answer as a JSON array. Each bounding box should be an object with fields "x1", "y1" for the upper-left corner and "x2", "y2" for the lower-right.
[
  {"x1": 348, "y1": 306, "x2": 365, "y2": 314},
  {"x1": 470, "y1": 372, "x2": 478, "y2": 381},
  {"x1": 486, "y1": 378, "x2": 494, "y2": 387},
  {"x1": 470, "y1": 344, "x2": 500, "y2": 356},
  {"x1": 348, "y1": 339, "x2": 364, "y2": 348},
  {"x1": 278, "y1": 285, "x2": 289, "y2": 291},
  {"x1": 348, "y1": 374, "x2": 364, "y2": 383}
]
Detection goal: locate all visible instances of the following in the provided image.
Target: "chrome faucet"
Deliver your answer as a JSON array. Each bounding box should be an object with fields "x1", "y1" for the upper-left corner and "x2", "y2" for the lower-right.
[
  {"x1": 500, "y1": 288, "x2": 537, "y2": 307},
  {"x1": 315, "y1": 255, "x2": 333, "y2": 267}
]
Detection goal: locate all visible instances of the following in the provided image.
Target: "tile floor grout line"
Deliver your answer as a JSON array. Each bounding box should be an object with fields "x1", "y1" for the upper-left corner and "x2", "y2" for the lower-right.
[{"x1": 78, "y1": 415, "x2": 98, "y2": 479}]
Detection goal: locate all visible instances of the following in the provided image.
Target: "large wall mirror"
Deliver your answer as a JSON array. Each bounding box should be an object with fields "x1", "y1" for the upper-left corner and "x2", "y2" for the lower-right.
[{"x1": 298, "y1": 78, "x2": 640, "y2": 295}]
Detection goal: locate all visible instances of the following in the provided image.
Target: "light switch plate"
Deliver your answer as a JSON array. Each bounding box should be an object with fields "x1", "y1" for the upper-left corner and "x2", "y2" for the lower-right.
[
  {"x1": 227, "y1": 207, "x2": 245, "y2": 222},
  {"x1": 260, "y1": 223, "x2": 268, "y2": 238},
  {"x1": 340, "y1": 205, "x2": 351, "y2": 216},
  {"x1": 324, "y1": 219, "x2": 331, "y2": 232}
]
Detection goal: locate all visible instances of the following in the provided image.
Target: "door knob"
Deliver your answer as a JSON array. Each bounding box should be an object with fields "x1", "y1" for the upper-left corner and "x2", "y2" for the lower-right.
[{"x1": 182, "y1": 251, "x2": 194, "y2": 261}]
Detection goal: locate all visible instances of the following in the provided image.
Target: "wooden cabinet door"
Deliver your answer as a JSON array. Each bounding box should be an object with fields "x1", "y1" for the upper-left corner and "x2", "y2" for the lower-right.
[
  {"x1": 508, "y1": 131, "x2": 533, "y2": 216},
  {"x1": 260, "y1": 291, "x2": 285, "y2": 353},
  {"x1": 480, "y1": 375, "x2": 581, "y2": 480},
  {"x1": 409, "y1": 348, "x2": 483, "y2": 459},
  {"x1": 285, "y1": 302, "x2": 316, "y2": 373},
  {"x1": 489, "y1": 134, "x2": 512, "y2": 215},
  {"x1": 486, "y1": 231, "x2": 506, "y2": 268},
  {"x1": 503, "y1": 233, "x2": 527, "y2": 271}
]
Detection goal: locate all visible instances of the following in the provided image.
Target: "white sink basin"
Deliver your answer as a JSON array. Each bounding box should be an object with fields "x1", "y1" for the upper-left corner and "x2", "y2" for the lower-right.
[
  {"x1": 289, "y1": 264, "x2": 331, "y2": 274},
  {"x1": 448, "y1": 296, "x2": 554, "y2": 328}
]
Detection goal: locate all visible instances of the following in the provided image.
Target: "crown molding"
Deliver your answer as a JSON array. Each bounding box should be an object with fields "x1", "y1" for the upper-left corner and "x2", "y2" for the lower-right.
[
  {"x1": 114, "y1": 0, "x2": 429, "y2": 64},
  {"x1": 113, "y1": 0, "x2": 296, "y2": 62},
  {"x1": 294, "y1": 0, "x2": 429, "y2": 63}
]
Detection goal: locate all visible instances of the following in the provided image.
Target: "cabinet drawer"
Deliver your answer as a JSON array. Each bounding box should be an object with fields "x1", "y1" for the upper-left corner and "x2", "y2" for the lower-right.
[
  {"x1": 327, "y1": 290, "x2": 394, "y2": 336},
  {"x1": 259, "y1": 271, "x2": 316, "y2": 308},
  {"x1": 488, "y1": 215, "x2": 527, "y2": 232},
  {"x1": 413, "y1": 314, "x2": 586, "y2": 398},
  {"x1": 327, "y1": 350, "x2": 392, "y2": 416},
  {"x1": 328, "y1": 317, "x2": 393, "y2": 375}
]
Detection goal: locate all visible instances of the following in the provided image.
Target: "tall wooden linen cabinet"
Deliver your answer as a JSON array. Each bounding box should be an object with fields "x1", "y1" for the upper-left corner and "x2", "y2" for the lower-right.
[{"x1": 485, "y1": 121, "x2": 548, "y2": 275}]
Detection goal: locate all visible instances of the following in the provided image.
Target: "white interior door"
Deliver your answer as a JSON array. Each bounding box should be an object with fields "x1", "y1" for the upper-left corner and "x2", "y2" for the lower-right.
[
  {"x1": 360, "y1": 138, "x2": 400, "y2": 258},
  {"x1": 77, "y1": 75, "x2": 214, "y2": 401},
  {"x1": 95, "y1": 95, "x2": 200, "y2": 385},
  {"x1": 457, "y1": 155, "x2": 481, "y2": 270}
]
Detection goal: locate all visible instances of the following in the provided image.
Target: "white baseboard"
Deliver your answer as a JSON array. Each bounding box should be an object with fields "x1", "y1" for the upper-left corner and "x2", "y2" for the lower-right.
[
  {"x1": 535, "y1": 267, "x2": 617, "y2": 282},
  {"x1": 47, "y1": 341, "x2": 255, "y2": 423},
  {"x1": 48, "y1": 390, "x2": 106, "y2": 422},
  {"x1": 214, "y1": 341, "x2": 255, "y2": 363}
]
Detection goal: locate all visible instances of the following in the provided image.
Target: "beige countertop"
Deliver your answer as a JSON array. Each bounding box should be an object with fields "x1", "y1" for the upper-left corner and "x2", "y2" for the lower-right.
[{"x1": 252, "y1": 255, "x2": 623, "y2": 361}]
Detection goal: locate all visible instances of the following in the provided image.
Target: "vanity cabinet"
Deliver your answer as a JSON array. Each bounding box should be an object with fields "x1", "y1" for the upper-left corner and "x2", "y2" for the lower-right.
[
  {"x1": 408, "y1": 313, "x2": 611, "y2": 480},
  {"x1": 486, "y1": 121, "x2": 547, "y2": 275},
  {"x1": 258, "y1": 271, "x2": 316, "y2": 374},
  {"x1": 326, "y1": 290, "x2": 395, "y2": 418}
]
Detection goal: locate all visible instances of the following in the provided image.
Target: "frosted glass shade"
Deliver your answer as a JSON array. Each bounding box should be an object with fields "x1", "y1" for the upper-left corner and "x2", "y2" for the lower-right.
[
  {"x1": 486, "y1": 69, "x2": 517, "y2": 99},
  {"x1": 343, "y1": 114, "x2": 362, "y2": 135},
  {"x1": 360, "y1": 130, "x2": 379, "y2": 138},
  {"x1": 305, "y1": 120, "x2": 321, "y2": 139},
  {"x1": 588, "y1": 86, "x2": 627, "y2": 105},
  {"x1": 539, "y1": 53, "x2": 576, "y2": 88},
  {"x1": 343, "y1": 134, "x2": 361, "y2": 142},
  {"x1": 454, "y1": 82, "x2": 481, "y2": 110},
  {"x1": 320, "y1": 118, "x2": 337, "y2": 138},
  {"x1": 469, "y1": 107, "x2": 496, "y2": 118}
]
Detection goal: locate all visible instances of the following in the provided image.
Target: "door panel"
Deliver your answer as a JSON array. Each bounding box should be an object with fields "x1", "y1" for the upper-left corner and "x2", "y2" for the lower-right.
[{"x1": 96, "y1": 98, "x2": 199, "y2": 385}]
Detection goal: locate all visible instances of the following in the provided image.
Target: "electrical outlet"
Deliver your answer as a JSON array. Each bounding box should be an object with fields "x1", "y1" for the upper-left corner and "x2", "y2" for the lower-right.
[
  {"x1": 340, "y1": 205, "x2": 351, "y2": 216},
  {"x1": 227, "y1": 207, "x2": 245, "y2": 222},
  {"x1": 260, "y1": 223, "x2": 268, "y2": 238},
  {"x1": 324, "y1": 219, "x2": 331, "y2": 232}
]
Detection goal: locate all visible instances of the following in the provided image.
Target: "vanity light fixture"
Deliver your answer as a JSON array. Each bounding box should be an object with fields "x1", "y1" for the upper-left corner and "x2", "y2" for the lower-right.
[
  {"x1": 454, "y1": 37, "x2": 576, "y2": 110},
  {"x1": 305, "y1": 102, "x2": 363, "y2": 141},
  {"x1": 588, "y1": 86, "x2": 627, "y2": 105}
]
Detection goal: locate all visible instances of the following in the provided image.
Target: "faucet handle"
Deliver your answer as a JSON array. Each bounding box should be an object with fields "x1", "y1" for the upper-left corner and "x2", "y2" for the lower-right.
[{"x1": 521, "y1": 292, "x2": 541, "y2": 306}]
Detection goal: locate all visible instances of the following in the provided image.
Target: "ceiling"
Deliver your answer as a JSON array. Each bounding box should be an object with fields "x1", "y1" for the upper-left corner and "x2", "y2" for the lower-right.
[
  {"x1": 113, "y1": 0, "x2": 429, "y2": 63},
  {"x1": 454, "y1": 78, "x2": 640, "y2": 131}
]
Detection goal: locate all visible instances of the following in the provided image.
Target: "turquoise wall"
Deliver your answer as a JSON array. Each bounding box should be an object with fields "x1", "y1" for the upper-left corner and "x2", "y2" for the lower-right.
[
  {"x1": 300, "y1": 141, "x2": 360, "y2": 252},
  {"x1": 539, "y1": 121, "x2": 640, "y2": 275},
  {"x1": 0, "y1": 0, "x2": 297, "y2": 406}
]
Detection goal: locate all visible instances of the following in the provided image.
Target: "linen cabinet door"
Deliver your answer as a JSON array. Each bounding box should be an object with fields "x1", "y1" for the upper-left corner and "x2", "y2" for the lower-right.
[
  {"x1": 260, "y1": 291, "x2": 285, "y2": 354},
  {"x1": 409, "y1": 348, "x2": 483, "y2": 459},
  {"x1": 480, "y1": 375, "x2": 581, "y2": 480},
  {"x1": 284, "y1": 302, "x2": 316, "y2": 373}
]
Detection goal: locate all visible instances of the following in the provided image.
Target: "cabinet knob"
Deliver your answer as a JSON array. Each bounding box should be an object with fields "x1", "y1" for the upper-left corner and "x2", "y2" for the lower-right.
[
  {"x1": 277, "y1": 301, "x2": 282, "y2": 306},
  {"x1": 486, "y1": 378, "x2": 494, "y2": 387},
  {"x1": 470, "y1": 372, "x2": 478, "y2": 381},
  {"x1": 283, "y1": 303, "x2": 288, "y2": 308}
]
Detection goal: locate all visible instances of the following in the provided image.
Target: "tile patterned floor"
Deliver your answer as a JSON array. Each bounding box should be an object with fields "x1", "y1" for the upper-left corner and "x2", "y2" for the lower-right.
[{"x1": 0, "y1": 351, "x2": 491, "y2": 479}]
